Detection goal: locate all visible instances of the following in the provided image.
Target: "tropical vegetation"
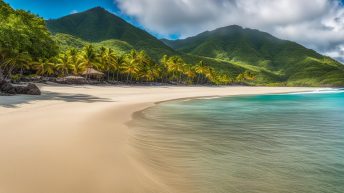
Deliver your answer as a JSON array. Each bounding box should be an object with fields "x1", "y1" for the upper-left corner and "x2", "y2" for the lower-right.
[{"x1": 1, "y1": 1, "x2": 344, "y2": 87}]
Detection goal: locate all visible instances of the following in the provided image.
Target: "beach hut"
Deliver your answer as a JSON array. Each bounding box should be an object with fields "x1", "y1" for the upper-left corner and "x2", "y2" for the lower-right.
[{"x1": 82, "y1": 68, "x2": 104, "y2": 80}]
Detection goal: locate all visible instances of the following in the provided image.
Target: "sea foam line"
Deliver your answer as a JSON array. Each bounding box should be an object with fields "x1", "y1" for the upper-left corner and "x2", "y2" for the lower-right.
[{"x1": 287, "y1": 88, "x2": 344, "y2": 95}]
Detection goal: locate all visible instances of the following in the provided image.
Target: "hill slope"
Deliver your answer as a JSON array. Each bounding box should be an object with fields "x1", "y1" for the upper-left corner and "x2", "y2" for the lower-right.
[
  {"x1": 52, "y1": 33, "x2": 134, "y2": 55},
  {"x1": 46, "y1": 7, "x2": 175, "y2": 59},
  {"x1": 47, "y1": 8, "x2": 344, "y2": 86},
  {"x1": 163, "y1": 25, "x2": 344, "y2": 86}
]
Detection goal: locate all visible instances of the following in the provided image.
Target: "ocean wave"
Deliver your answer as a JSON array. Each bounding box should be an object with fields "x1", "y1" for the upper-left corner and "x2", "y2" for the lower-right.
[{"x1": 287, "y1": 88, "x2": 344, "y2": 95}]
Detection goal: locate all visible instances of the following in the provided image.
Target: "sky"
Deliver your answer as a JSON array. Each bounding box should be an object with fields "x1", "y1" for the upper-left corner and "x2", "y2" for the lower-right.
[{"x1": 4, "y1": 0, "x2": 344, "y2": 62}]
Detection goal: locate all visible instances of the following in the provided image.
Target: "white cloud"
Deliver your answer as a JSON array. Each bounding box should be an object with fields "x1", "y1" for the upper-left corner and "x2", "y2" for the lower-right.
[
  {"x1": 70, "y1": 10, "x2": 78, "y2": 14},
  {"x1": 116, "y1": 0, "x2": 344, "y2": 62}
]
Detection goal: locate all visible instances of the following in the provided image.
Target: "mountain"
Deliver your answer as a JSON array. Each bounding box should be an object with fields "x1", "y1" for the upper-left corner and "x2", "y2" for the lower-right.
[
  {"x1": 46, "y1": 7, "x2": 175, "y2": 59},
  {"x1": 47, "y1": 8, "x2": 344, "y2": 86},
  {"x1": 163, "y1": 25, "x2": 344, "y2": 86}
]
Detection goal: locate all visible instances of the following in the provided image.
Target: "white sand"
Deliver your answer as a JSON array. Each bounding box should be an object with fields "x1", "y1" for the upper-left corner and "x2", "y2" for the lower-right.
[{"x1": 0, "y1": 85, "x2": 320, "y2": 193}]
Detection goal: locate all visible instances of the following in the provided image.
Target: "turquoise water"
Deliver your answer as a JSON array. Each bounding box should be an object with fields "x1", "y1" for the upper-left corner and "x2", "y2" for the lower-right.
[{"x1": 132, "y1": 90, "x2": 344, "y2": 193}]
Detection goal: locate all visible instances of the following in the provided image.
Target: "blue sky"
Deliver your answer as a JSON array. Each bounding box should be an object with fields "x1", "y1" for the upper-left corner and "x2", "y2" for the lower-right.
[
  {"x1": 3, "y1": 0, "x2": 344, "y2": 62},
  {"x1": 4, "y1": 0, "x2": 119, "y2": 19},
  {"x1": 3, "y1": 0, "x2": 179, "y2": 39}
]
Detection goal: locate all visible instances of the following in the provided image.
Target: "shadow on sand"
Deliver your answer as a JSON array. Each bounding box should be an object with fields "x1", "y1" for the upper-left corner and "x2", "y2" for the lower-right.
[{"x1": 0, "y1": 91, "x2": 113, "y2": 108}]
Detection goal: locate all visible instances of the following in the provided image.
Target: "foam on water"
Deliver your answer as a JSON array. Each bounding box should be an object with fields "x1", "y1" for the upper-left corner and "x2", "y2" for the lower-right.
[{"x1": 287, "y1": 88, "x2": 344, "y2": 95}]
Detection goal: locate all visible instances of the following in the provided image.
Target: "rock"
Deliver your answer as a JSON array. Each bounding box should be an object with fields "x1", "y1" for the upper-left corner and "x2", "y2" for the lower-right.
[
  {"x1": 14, "y1": 85, "x2": 29, "y2": 94},
  {"x1": 0, "y1": 81, "x2": 41, "y2": 95},
  {"x1": 26, "y1": 83, "x2": 41, "y2": 95},
  {"x1": 56, "y1": 76, "x2": 87, "y2": 84},
  {"x1": 0, "y1": 81, "x2": 16, "y2": 94}
]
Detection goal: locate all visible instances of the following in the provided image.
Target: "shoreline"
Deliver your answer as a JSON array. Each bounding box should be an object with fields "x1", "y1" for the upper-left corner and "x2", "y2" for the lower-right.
[{"x1": 0, "y1": 85, "x2": 324, "y2": 193}]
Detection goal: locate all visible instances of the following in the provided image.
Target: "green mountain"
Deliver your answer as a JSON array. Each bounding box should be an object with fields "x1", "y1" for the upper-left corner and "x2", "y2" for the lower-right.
[
  {"x1": 47, "y1": 8, "x2": 344, "y2": 86},
  {"x1": 163, "y1": 25, "x2": 344, "y2": 86},
  {"x1": 46, "y1": 7, "x2": 175, "y2": 59}
]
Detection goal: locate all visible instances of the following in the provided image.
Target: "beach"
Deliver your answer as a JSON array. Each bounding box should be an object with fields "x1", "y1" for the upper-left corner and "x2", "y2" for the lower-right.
[{"x1": 0, "y1": 85, "x2": 319, "y2": 193}]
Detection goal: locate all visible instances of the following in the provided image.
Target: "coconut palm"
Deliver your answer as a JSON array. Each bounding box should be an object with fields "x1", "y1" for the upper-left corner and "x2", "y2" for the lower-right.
[
  {"x1": 56, "y1": 53, "x2": 72, "y2": 76},
  {"x1": 123, "y1": 50, "x2": 140, "y2": 82},
  {"x1": 160, "y1": 55, "x2": 170, "y2": 82},
  {"x1": 142, "y1": 63, "x2": 160, "y2": 82},
  {"x1": 33, "y1": 59, "x2": 55, "y2": 76},
  {"x1": 184, "y1": 65, "x2": 196, "y2": 84},
  {"x1": 66, "y1": 48, "x2": 84, "y2": 75},
  {"x1": 210, "y1": 72, "x2": 231, "y2": 85},
  {"x1": 195, "y1": 61, "x2": 209, "y2": 84},
  {"x1": 166, "y1": 56, "x2": 184, "y2": 82},
  {"x1": 12, "y1": 53, "x2": 32, "y2": 79},
  {"x1": 68, "y1": 48, "x2": 80, "y2": 65},
  {"x1": 111, "y1": 54, "x2": 125, "y2": 81},
  {"x1": 80, "y1": 45, "x2": 97, "y2": 79},
  {"x1": 97, "y1": 47, "x2": 112, "y2": 80},
  {"x1": 0, "y1": 49, "x2": 32, "y2": 79}
]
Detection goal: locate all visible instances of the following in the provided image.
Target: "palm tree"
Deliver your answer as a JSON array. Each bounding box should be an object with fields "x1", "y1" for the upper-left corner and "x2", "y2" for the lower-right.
[
  {"x1": 122, "y1": 60, "x2": 140, "y2": 82},
  {"x1": 142, "y1": 63, "x2": 160, "y2": 82},
  {"x1": 0, "y1": 48, "x2": 11, "y2": 80},
  {"x1": 56, "y1": 53, "x2": 72, "y2": 76},
  {"x1": 80, "y1": 45, "x2": 97, "y2": 79},
  {"x1": 111, "y1": 55, "x2": 125, "y2": 81},
  {"x1": 166, "y1": 56, "x2": 184, "y2": 83},
  {"x1": 184, "y1": 65, "x2": 196, "y2": 84},
  {"x1": 33, "y1": 59, "x2": 55, "y2": 76},
  {"x1": 176, "y1": 62, "x2": 186, "y2": 83},
  {"x1": 210, "y1": 72, "x2": 231, "y2": 85},
  {"x1": 0, "y1": 49, "x2": 32, "y2": 80},
  {"x1": 160, "y1": 55, "x2": 169, "y2": 82},
  {"x1": 195, "y1": 61, "x2": 208, "y2": 84},
  {"x1": 97, "y1": 47, "x2": 111, "y2": 81},
  {"x1": 12, "y1": 52, "x2": 32, "y2": 79},
  {"x1": 123, "y1": 50, "x2": 140, "y2": 82},
  {"x1": 67, "y1": 49, "x2": 84, "y2": 75},
  {"x1": 203, "y1": 66, "x2": 214, "y2": 84}
]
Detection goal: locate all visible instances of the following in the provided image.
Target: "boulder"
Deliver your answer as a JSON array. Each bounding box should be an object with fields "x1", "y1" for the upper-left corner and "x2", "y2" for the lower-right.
[
  {"x1": 0, "y1": 81, "x2": 16, "y2": 95},
  {"x1": 0, "y1": 81, "x2": 41, "y2": 95},
  {"x1": 26, "y1": 83, "x2": 41, "y2": 95},
  {"x1": 56, "y1": 76, "x2": 87, "y2": 84}
]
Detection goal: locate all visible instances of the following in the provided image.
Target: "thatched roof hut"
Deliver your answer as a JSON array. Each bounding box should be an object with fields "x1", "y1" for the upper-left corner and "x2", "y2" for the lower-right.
[{"x1": 82, "y1": 68, "x2": 104, "y2": 79}]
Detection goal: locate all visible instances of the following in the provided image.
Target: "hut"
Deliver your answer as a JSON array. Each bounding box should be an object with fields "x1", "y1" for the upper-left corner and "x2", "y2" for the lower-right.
[{"x1": 82, "y1": 68, "x2": 104, "y2": 80}]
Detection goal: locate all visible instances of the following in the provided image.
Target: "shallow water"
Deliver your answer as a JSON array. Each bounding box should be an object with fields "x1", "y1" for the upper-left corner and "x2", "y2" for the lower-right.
[{"x1": 132, "y1": 90, "x2": 344, "y2": 193}]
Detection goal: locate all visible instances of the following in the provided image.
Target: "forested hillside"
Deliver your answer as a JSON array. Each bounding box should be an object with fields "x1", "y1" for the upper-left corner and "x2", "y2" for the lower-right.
[
  {"x1": 163, "y1": 25, "x2": 344, "y2": 86},
  {"x1": 1, "y1": 1, "x2": 344, "y2": 87}
]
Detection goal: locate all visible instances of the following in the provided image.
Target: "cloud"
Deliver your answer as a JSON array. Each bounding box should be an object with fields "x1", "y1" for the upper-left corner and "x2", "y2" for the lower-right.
[
  {"x1": 116, "y1": 0, "x2": 344, "y2": 62},
  {"x1": 70, "y1": 10, "x2": 78, "y2": 14}
]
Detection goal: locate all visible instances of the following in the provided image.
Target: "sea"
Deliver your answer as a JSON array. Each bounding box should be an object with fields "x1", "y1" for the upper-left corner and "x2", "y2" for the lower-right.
[{"x1": 131, "y1": 89, "x2": 344, "y2": 193}]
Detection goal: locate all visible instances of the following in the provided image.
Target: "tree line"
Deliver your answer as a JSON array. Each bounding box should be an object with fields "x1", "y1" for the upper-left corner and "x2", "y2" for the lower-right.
[
  {"x1": 0, "y1": 0, "x2": 255, "y2": 85},
  {"x1": 1, "y1": 44, "x2": 255, "y2": 85}
]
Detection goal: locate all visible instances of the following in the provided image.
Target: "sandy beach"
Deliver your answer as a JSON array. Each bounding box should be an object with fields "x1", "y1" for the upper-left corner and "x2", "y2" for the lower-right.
[{"x1": 0, "y1": 85, "x2": 320, "y2": 193}]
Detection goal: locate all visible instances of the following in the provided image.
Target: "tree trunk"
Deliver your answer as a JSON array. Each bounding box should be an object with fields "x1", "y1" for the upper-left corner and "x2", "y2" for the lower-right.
[{"x1": 0, "y1": 69, "x2": 4, "y2": 81}]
